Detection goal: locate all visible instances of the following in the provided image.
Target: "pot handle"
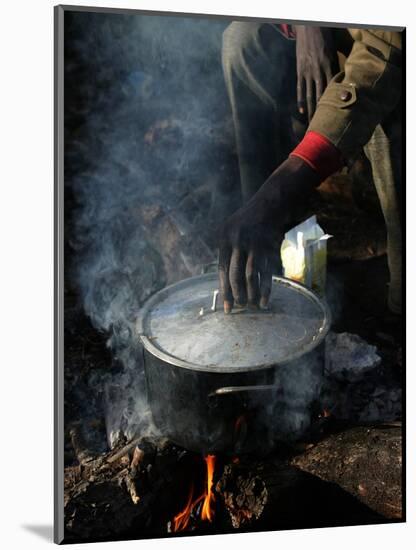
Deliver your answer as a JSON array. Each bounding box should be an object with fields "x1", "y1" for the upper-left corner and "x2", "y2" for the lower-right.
[{"x1": 208, "y1": 384, "x2": 280, "y2": 397}]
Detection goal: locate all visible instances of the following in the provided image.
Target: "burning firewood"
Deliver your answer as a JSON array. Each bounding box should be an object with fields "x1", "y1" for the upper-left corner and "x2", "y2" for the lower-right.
[
  {"x1": 216, "y1": 459, "x2": 388, "y2": 531},
  {"x1": 64, "y1": 424, "x2": 402, "y2": 542},
  {"x1": 167, "y1": 455, "x2": 217, "y2": 533},
  {"x1": 216, "y1": 462, "x2": 267, "y2": 528},
  {"x1": 215, "y1": 425, "x2": 402, "y2": 530},
  {"x1": 64, "y1": 436, "x2": 192, "y2": 541}
]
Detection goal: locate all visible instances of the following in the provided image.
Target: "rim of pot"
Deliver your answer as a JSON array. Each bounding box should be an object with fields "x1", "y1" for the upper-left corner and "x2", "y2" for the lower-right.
[{"x1": 136, "y1": 273, "x2": 331, "y2": 374}]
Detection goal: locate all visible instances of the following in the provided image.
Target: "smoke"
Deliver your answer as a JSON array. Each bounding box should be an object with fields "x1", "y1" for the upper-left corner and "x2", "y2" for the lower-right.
[
  {"x1": 273, "y1": 353, "x2": 324, "y2": 440},
  {"x1": 65, "y1": 11, "x2": 235, "y2": 447},
  {"x1": 65, "y1": 11, "x2": 327, "y2": 452}
]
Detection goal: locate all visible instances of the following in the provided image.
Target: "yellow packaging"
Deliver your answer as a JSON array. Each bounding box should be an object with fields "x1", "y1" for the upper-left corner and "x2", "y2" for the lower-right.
[{"x1": 280, "y1": 215, "x2": 331, "y2": 296}]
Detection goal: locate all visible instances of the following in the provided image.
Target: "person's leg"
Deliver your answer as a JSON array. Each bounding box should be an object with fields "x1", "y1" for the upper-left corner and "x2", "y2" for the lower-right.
[
  {"x1": 222, "y1": 22, "x2": 297, "y2": 201},
  {"x1": 363, "y1": 107, "x2": 402, "y2": 314}
]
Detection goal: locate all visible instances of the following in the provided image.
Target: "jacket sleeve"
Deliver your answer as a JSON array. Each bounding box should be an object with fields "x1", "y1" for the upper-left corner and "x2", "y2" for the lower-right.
[{"x1": 303, "y1": 29, "x2": 403, "y2": 162}]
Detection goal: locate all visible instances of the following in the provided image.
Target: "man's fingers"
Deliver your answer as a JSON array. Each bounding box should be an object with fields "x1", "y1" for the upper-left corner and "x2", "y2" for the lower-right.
[
  {"x1": 259, "y1": 255, "x2": 273, "y2": 309},
  {"x1": 229, "y1": 247, "x2": 247, "y2": 307},
  {"x1": 315, "y1": 71, "x2": 324, "y2": 104},
  {"x1": 297, "y1": 76, "x2": 306, "y2": 115},
  {"x1": 325, "y1": 66, "x2": 334, "y2": 87},
  {"x1": 316, "y1": 66, "x2": 333, "y2": 109},
  {"x1": 246, "y1": 249, "x2": 260, "y2": 308},
  {"x1": 218, "y1": 244, "x2": 233, "y2": 313}
]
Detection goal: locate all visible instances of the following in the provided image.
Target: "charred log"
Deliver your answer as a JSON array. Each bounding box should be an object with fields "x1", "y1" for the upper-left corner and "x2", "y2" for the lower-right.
[
  {"x1": 291, "y1": 424, "x2": 402, "y2": 519},
  {"x1": 216, "y1": 460, "x2": 385, "y2": 531},
  {"x1": 216, "y1": 424, "x2": 402, "y2": 531},
  {"x1": 64, "y1": 436, "x2": 192, "y2": 542},
  {"x1": 64, "y1": 425, "x2": 402, "y2": 542}
]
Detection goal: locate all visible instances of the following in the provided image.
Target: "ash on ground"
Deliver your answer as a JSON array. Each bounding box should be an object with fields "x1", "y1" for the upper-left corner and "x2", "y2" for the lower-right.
[{"x1": 321, "y1": 331, "x2": 401, "y2": 424}]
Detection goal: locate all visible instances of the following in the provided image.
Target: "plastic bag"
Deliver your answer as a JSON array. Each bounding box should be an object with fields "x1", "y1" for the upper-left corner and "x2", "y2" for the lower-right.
[{"x1": 280, "y1": 215, "x2": 331, "y2": 295}]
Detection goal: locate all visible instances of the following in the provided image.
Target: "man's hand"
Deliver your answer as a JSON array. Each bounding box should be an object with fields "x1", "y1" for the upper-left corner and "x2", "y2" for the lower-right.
[
  {"x1": 218, "y1": 157, "x2": 320, "y2": 313},
  {"x1": 294, "y1": 26, "x2": 338, "y2": 121}
]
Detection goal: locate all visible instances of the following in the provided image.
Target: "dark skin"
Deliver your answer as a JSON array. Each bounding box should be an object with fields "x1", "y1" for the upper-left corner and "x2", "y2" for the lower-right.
[
  {"x1": 294, "y1": 25, "x2": 338, "y2": 120},
  {"x1": 218, "y1": 156, "x2": 321, "y2": 313},
  {"x1": 218, "y1": 26, "x2": 337, "y2": 313}
]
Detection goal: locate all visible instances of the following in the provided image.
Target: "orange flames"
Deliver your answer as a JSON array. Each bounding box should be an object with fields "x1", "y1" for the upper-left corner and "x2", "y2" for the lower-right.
[
  {"x1": 201, "y1": 455, "x2": 216, "y2": 521},
  {"x1": 172, "y1": 455, "x2": 216, "y2": 532},
  {"x1": 172, "y1": 484, "x2": 204, "y2": 532}
]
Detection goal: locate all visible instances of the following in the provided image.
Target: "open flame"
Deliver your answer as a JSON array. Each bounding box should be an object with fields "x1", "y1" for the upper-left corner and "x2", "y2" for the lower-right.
[
  {"x1": 172, "y1": 455, "x2": 216, "y2": 532},
  {"x1": 201, "y1": 455, "x2": 216, "y2": 521},
  {"x1": 173, "y1": 484, "x2": 204, "y2": 532}
]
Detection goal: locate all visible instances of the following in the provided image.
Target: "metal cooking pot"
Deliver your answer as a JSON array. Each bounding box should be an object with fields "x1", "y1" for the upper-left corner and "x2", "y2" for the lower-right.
[{"x1": 137, "y1": 273, "x2": 330, "y2": 454}]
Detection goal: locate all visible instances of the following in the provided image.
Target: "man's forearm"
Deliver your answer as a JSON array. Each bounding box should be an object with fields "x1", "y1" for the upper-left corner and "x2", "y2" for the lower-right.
[
  {"x1": 288, "y1": 29, "x2": 402, "y2": 183},
  {"x1": 290, "y1": 131, "x2": 343, "y2": 181},
  {"x1": 307, "y1": 29, "x2": 402, "y2": 161}
]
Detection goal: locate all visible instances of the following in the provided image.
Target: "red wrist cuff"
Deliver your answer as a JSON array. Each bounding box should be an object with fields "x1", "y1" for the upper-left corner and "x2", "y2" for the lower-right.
[{"x1": 290, "y1": 131, "x2": 344, "y2": 181}]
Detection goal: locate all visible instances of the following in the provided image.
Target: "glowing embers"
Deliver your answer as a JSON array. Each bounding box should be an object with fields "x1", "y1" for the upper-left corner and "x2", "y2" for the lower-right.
[{"x1": 172, "y1": 455, "x2": 216, "y2": 532}]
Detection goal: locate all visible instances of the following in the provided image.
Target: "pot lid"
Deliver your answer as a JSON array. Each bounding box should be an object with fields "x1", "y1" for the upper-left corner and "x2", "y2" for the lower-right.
[{"x1": 137, "y1": 273, "x2": 330, "y2": 373}]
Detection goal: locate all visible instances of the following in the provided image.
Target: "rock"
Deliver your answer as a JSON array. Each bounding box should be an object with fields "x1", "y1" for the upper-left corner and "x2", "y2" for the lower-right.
[{"x1": 325, "y1": 332, "x2": 382, "y2": 383}]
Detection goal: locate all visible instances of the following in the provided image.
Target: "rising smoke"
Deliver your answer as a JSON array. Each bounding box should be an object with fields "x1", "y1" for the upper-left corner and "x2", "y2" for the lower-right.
[
  {"x1": 65, "y1": 11, "x2": 236, "y2": 446},
  {"x1": 65, "y1": 11, "x2": 326, "y2": 450}
]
